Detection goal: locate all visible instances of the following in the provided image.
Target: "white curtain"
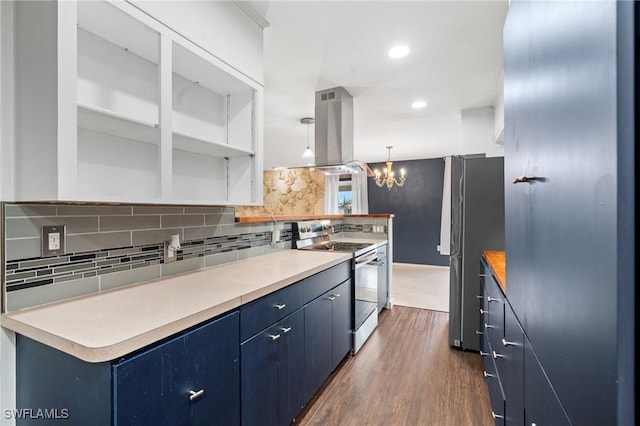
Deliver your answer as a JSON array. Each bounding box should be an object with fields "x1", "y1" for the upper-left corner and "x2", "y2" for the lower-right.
[
  {"x1": 324, "y1": 175, "x2": 339, "y2": 214},
  {"x1": 439, "y1": 156, "x2": 452, "y2": 255},
  {"x1": 351, "y1": 171, "x2": 369, "y2": 214}
]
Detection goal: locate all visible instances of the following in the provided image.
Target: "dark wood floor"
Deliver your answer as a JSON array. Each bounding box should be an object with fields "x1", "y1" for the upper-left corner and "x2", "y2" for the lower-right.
[{"x1": 297, "y1": 306, "x2": 493, "y2": 426}]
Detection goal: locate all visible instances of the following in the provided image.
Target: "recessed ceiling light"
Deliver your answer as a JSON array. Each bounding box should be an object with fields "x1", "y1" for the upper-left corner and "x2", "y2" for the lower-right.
[
  {"x1": 412, "y1": 100, "x2": 427, "y2": 109},
  {"x1": 388, "y1": 45, "x2": 410, "y2": 58}
]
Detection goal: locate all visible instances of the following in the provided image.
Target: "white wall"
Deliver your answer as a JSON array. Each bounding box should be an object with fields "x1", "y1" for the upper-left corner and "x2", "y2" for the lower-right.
[{"x1": 461, "y1": 106, "x2": 504, "y2": 157}]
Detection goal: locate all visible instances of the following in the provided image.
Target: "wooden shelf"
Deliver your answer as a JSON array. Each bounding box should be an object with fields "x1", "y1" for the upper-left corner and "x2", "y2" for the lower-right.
[
  {"x1": 77, "y1": 103, "x2": 159, "y2": 144},
  {"x1": 172, "y1": 131, "x2": 254, "y2": 158}
]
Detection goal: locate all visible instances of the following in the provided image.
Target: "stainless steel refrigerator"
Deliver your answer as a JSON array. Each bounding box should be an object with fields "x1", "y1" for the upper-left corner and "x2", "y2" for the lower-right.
[{"x1": 449, "y1": 155, "x2": 505, "y2": 351}]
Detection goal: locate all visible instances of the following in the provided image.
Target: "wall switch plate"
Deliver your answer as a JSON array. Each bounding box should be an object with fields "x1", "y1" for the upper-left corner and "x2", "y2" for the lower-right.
[{"x1": 42, "y1": 225, "x2": 66, "y2": 257}]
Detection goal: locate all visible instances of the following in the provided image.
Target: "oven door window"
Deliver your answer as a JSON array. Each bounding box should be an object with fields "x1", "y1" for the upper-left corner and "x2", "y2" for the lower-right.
[{"x1": 354, "y1": 252, "x2": 378, "y2": 330}]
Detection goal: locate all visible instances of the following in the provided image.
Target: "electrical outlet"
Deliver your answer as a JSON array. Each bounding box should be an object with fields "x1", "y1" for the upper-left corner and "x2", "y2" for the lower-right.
[{"x1": 42, "y1": 225, "x2": 66, "y2": 257}]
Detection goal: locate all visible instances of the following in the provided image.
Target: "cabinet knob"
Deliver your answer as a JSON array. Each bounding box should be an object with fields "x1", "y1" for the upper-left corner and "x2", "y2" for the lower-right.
[
  {"x1": 332, "y1": 293, "x2": 341, "y2": 298},
  {"x1": 502, "y1": 338, "x2": 515, "y2": 347},
  {"x1": 483, "y1": 370, "x2": 496, "y2": 378},
  {"x1": 487, "y1": 296, "x2": 499, "y2": 303},
  {"x1": 475, "y1": 330, "x2": 483, "y2": 335},
  {"x1": 512, "y1": 175, "x2": 536, "y2": 184},
  {"x1": 189, "y1": 389, "x2": 205, "y2": 401},
  {"x1": 492, "y1": 350, "x2": 504, "y2": 359},
  {"x1": 275, "y1": 304, "x2": 286, "y2": 310},
  {"x1": 476, "y1": 295, "x2": 484, "y2": 299},
  {"x1": 480, "y1": 309, "x2": 487, "y2": 314},
  {"x1": 480, "y1": 351, "x2": 489, "y2": 357},
  {"x1": 328, "y1": 296, "x2": 337, "y2": 301},
  {"x1": 492, "y1": 411, "x2": 505, "y2": 420},
  {"x1": 268, "y1": 334, "x2": 281, "y2": 341},
  {"x1": 280, "y1": 326, "x2": 292, "y2": 334},
  {"x1": 484, "y1": 323, "x2": 495, "y2": 329}
]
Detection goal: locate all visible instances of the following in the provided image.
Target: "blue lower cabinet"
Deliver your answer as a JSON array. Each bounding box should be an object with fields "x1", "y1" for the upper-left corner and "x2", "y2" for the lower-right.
[
  {"x1": 303, "y1": 279, "x2": 352, "y2": 404},
  {"x1": 524, "y1": 337, "x2": 571, "y2": 426},
  {"x1": 114, "y1": 311, "x2": 240, "y2": 425},
  {"x1": 16, "y1": 311, "x2": 240, "y2": 426},
  {"x1": 241, "y1": 309, "x2": 305, "y2": 426}
]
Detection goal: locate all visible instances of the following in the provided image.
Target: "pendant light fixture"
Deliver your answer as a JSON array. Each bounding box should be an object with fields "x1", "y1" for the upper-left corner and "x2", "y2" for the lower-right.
[
  {"x1": 374, "y1": 146, "x2": 406, "y2": 189},
  {"x1": 301, "y1": 117, "x2": 315, "y2": 165}
]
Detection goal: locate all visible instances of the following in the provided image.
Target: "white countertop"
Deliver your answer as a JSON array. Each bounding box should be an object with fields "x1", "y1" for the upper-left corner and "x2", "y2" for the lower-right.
[{"x1": 1, "y1": 250, "x2": 352, "y2": 363}]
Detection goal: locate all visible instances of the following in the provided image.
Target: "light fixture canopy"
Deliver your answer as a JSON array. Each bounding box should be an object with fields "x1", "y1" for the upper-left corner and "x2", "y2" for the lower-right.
[
  {"x1": 373, "y1": 146, "x2": 406, "y2": 190},
  {"x1": 300, "y1": 117, "x2": 315, "y2": 165},
  {"x1": 411, "y1": 100, "x2": 427, "y2": 109}
]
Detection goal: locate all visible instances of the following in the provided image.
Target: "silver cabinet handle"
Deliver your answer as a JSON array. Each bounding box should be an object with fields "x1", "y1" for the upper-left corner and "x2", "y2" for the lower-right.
[
  {"x1": 189, "y1": 389, "x2": 204, "y2": 401},
  {"x1": 484, "y1": 323, "x2": 495, "y2": 329},
  {"x1": 483, "y1": 371, "x2": 496, "y2": 378},
  {"x1": 480, "y1": 351, "x2": 489, "y2": 357},
  {"x1": 487, "y1": 296, "x2": 499, "y2": 303},
  {"x1": 492, "y1": 411, "x2": 505, "y2": 419},
  {"x1": 327, "y1": 296, "x2": 336, "y2": 301},
  {"x1": 269, "y1": 334, "x2": 281, "y2": 341},
  {"x1": 275, "y1": 304, "x2": 286, "y2": 310},
  {"x1": 492, "y1": 350, "x2": 504, "y2": 359},
  {"x1": 479, "y1": 274, "x2": 488, "y2": 277},
  {"x1": 476, "y1": 295, "x2": 484, "y2": 299},
  {"x1": 332, "y1": 293, "x2": 341, "y2": 298},
  {"x1": 512, "y1": 176, "x2": 536, "y2": 184},
  {"x1": 280, "y1": 326, "x2": 292, "y2": 333},
  {"x1": 480, "y1": 309, "x2": 487, "y2": 314},
  {"x1": 502, "y1": 338, "x2": 515, "y2": 347},
  {"x1": 475, "y1": 330, "x2": 483, "y2": 335}
]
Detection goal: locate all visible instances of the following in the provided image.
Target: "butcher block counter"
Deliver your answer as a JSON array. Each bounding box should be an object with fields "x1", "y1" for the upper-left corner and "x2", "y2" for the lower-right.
[
  {"x1": 1, "y1": 250, "x2": 351, "y2": 363},
  {"x1": 482, "y1": 250, "x2": 506, "y2": 292}
]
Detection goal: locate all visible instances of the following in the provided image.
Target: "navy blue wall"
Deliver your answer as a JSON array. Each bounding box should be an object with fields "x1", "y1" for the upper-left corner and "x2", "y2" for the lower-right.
[{"x1": 368, "y1": 158, "x2": 448, "y2": 266}]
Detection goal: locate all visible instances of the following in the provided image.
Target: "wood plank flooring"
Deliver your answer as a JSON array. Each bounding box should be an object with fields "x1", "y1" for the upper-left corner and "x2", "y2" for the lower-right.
[{"x1": 297, "y1": 307, "x2": 493, "y2": 426}]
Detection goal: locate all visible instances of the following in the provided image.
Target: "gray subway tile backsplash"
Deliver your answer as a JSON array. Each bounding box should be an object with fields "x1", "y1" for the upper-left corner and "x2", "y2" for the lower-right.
[{"x1": 3, "y1": 203, "x2": 387, "y2": 312}]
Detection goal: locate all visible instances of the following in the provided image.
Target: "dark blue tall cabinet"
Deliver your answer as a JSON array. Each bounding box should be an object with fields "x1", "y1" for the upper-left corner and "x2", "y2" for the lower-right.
[{"x1": 503, "y1": 0, "x2": 635, "y2": 424}]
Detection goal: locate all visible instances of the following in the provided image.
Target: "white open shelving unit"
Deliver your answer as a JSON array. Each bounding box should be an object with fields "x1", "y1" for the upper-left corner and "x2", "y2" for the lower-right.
[{"x1": 11, "y1": 0, "x2": 263, "y2": 205}]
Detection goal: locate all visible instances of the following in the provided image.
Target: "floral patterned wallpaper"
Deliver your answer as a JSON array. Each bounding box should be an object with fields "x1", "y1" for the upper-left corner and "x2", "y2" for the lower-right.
[{"x1": 235, "y1": 169, "x2": 325, "y2": 217}]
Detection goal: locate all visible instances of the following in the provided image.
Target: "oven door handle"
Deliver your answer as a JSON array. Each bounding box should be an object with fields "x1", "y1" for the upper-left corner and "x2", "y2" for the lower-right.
[{"x1": 355, "y1": 251, "x2": 378, "y2": 267}]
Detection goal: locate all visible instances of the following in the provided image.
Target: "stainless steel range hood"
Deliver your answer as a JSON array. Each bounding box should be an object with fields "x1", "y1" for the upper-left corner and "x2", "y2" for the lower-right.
[{"x1": 294, "y1": 86, "x2": 371, "y2": 175}]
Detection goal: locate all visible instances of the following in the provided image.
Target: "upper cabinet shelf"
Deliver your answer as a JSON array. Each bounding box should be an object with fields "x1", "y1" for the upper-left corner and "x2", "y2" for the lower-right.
[
  {"x1": 8, "y1": 0, "x2": 263, "y2": 206},
  {"x1": 77, "y1": 102, "x2": 159, "y2": 145}
]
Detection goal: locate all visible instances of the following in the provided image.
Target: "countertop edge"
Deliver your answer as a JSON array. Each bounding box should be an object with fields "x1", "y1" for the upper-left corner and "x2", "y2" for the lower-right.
[{"x1": 235, "y1": 214, "x2": 394, "y2": 223}]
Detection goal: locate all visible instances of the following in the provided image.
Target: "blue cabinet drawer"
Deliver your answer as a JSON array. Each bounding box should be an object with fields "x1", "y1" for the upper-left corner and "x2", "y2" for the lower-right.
[
  {"x1": 241, "y1": 281, "x2": 303, "y2": 342},
  {"x1": 303, "y1": 261, "x2": 351, "y2": 304}
]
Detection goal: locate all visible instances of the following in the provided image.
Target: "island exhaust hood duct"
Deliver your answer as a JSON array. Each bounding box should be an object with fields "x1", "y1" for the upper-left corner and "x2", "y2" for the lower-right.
[{"x1": 296, "y1": 87, "x2": 371, "y2": 175}]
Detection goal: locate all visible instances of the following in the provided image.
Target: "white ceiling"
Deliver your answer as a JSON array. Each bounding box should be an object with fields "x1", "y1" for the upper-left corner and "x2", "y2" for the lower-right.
[{"x1": 252, "y1": 0, "x2": 509, "y2": 169}]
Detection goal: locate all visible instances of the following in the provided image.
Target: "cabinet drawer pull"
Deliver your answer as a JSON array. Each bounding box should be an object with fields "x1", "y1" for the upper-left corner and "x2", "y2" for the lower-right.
[
  {"x1": 480, "y1": 351, "x2": 489, "y2": 357},
  {"x1": 484, "y1": 323, "x2": 495, "y2": 329},
  {"x1": 189, "y1": 389, "x2": 205, "y2": 401},
  {"x1": 268, "y1": 334, "x2": 281, "y2": 341},
  {"x1": 492, "y1": 350, "x2": 504, "y2": 359},
  {"x1": 479, "y1": 309, "x2": 487, "y2": 314},
  {"x1": 275, "y1": 304, "x2": 286, "y2": 310},
  {"x1": 487, "y1": 296, "x2": 499, "y2": 303},
  {"x1": 280, "y1": 326, "x2": 292, "y2": 334},
  {"x1": 492, "y1": 411, "x2": 505, "y2": 420},
  {"x1": 512, "y1": 176, "x2": 536, "y2": 184},
  {"x1": 483, "y1": 371, "x2": 496, "y2": 378},
  {"x1": 475, "y1": 330, "x2": 483, "y2": 335},
  {"x1": 479, "y1": 274, "x2": 488, "y2": 277},
  {"x1": 332, "y1": 293, "x2": 341, "y2": 298},
  {"x1": 502, "y1": 338, "x2": 515, "y2": 347},
  {"x1": 327, "y1": 296, "x2": 336, "y2": 301},
  {"x1": 476, "y1": 295, "x2": 484, "y2": 299}
]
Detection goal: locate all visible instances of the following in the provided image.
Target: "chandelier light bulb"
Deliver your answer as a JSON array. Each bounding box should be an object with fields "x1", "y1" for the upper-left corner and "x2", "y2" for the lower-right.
[{"x1": 373, "y1": 146, "x2": 407, "y2": 190}]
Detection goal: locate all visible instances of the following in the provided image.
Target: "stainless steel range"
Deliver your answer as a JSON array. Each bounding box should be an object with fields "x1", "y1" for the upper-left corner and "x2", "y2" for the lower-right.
[{"x1": 293, "y1": 220, "x2": 378, "y2": 354}]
